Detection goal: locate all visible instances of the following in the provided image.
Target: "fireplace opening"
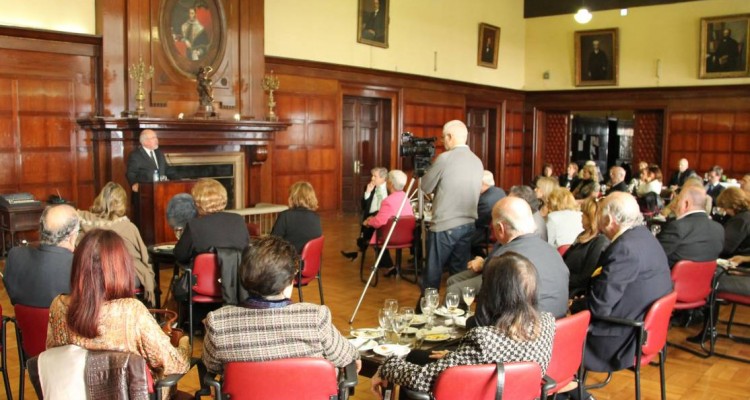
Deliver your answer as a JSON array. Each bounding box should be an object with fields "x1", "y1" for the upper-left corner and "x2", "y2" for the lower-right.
[{"x1": 165, "y1": 152, "x2": 245, "y2": 209}]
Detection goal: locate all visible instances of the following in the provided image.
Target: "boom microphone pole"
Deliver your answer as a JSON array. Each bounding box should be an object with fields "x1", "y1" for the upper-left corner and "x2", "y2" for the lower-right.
[{"x1": 349, "y1": 177, "x2": 416, "y2": 325}]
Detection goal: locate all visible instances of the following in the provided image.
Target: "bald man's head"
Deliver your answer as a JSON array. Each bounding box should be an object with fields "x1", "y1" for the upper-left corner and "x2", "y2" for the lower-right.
[
  {"x1": 442, "y1": 120, "x2": 468, "y2": 150},
  {"x1": 40, "y1": 204, "x2": 79, "y2": 247},
  {"x1": 492, "y1": 196, "x2": 537, "y2": 243},
  {"x1": 598, "y1": 192, "x2": 642, "y2": 239},
  {"x1": 676, "y1": 186, "x2": 708, "y2": 217},
  {"x1": 610, "y1": 166, "x2": 626, "y2": 184},
  {"x1": 139, "y1": 129, "x2": 159, "y2": 150}
]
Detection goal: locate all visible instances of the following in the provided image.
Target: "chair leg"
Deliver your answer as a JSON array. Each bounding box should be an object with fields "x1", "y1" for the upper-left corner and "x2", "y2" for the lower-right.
[
  {"x1": 1, "y1": 318, "x2": 11, "y2": 400},
  {"x1": 318, "y1": 275, "x2": 325, "y2": 305},
  {"x1": 298, "y1": 281, "x2": 304, "y2": 303},
  {"x1": 634, "y1": 365, "x2": 641, "y2": 400},
  {"x1": 659, "y1": 348, "x2": 667, "y2": 400},
  {"x1": 16, "y1": 329, "x2": 25, "y2": 400}
]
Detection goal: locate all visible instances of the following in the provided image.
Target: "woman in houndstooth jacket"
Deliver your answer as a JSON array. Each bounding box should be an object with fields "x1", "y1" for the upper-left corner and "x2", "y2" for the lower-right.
[{"x1": 371, "y1": 252, "x2": 555, "y2": 396}]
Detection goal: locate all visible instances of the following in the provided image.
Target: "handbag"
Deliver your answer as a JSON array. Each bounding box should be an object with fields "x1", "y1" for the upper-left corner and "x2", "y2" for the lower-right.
[{"x1": 171, "y1": 270, "x2": 194, "y2": 303}]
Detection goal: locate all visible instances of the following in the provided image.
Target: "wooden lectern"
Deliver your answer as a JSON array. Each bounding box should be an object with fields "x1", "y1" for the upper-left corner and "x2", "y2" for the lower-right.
[{"x1": 135, "y1": 180, "x2": 197, "y2": 245}]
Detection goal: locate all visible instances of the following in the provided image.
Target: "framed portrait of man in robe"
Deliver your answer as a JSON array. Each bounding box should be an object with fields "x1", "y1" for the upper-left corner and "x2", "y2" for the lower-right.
[
  {"x1": 358, "y1": 0, "x2": 389, "y2": 48},
  {"x1": 575, "y1": 28, "x2": 618, "y2": 87},
  {"x1": 700, "y1": 14, "x2": 750, "y2": 79},
  {"x1": 477, "y1": 23, "x2": 500, "y2": 69}
]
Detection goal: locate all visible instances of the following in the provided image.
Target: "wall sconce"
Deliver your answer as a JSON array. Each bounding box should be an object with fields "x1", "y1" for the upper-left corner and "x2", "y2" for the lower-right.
[{"x1": 574, "y1": 8, "x2": 592, "y2": 24}]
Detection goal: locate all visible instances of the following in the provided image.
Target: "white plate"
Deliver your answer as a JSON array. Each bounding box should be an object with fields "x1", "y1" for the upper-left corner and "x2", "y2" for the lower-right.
[
  {"x1": 349, "y1": 338, "x2": 377, "y2": 352},
  {"x1": 403, "y1": 327, "x2": 418, "y2": 335},
  {"x1": 373, "y1": 344, "x2": 411, "y2": 357},
  {"x1": 434, "y1": 307, "x2": 465, "y2": 317},
  {"x1": 410, "y1": 315, "x2": 428, "y2": 326},
  {"x1": 153, "y1": 244, "x2": 175, "y2": 251},
  {"x1": 423, "y1": 333, "x2": 451, "y2": 342},
  {"x1": 351, "y1": 328, "x2": 383, "y2": 339}
]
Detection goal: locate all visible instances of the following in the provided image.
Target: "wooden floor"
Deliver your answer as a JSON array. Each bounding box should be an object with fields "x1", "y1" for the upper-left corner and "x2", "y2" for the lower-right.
[{"x1": 2, "y1": 212, "x2": 750, "y2": 399}]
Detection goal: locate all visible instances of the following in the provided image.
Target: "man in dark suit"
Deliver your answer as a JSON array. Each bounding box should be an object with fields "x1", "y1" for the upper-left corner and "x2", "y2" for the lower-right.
[
  {"x1": 360, "y1": 0, "x2": 386, "y2": 42},
  {"x1": 3, "y1": 204, "x2": 79, "y2": 308},
  {"x1": 705, "y1": 165, "x2": 725, "y2": 204},
  {"x1": 447, "y1": 196, "x2": 569, "y2": 318},
  {"x1": 341, "y1": 167, "x2": 388, "y2": 260},
  {"x1": 584, "y1": 192, "x2": 672, "y2": 375},
  {"x1": 668, "y1": 158, "x2": 695, "y2": 190},
  {"x1": 470, "y1": 170, "x2": 506, "y2": 257},
  {"x1": 657, "y1": 186, "x2": 724, "y2": 268},
  {"x1": 126, "y1": 129, "x2": 171, "y2": 193},
  {"x1": 607, "y1": 166, "x2": 629, "y2": 194}
]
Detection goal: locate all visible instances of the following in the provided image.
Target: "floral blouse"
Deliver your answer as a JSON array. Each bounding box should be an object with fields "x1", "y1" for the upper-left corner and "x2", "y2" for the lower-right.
[{"x1": 46, "y1": 295, "x2": 190, "y2": 378}]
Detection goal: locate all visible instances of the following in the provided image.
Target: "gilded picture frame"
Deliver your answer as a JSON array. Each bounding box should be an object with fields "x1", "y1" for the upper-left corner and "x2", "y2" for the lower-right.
[
  {"x1": 358, "y1": 0, "x2": 389, "y2": 48},
  {"x1": 477, "y1": 23, "x2": 500, "y2": 69},
  {"x1": 575, "y1": 28, "x2": 619, "y2": 87},
  {"x1": 699, "y1": 14, "x2": 750, "y2": 79}
]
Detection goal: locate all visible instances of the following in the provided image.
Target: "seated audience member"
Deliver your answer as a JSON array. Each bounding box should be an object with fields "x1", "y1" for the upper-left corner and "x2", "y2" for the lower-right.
[
  {"x1": 534, "y1": 176, "x2": 559, "y2": 217},
  {"x1": 627, "y1": 161, "x2": 650, "y2": 194},
  {"x1": 78, "y1": 182, "x2": 156, "y2": 306},
  {"x1": 546, "y1": 188, "x2": 583, "y2": 248},
  {"x1": 636, "y1": 164, "x2": 663, "y2": 197},
  {"x1": 509, "y1": 185, "x2": 547, "y2": 242},
  {"x1": 656, "y1": 186, "x2": 724, "y2": 268},
  {"x1": 559, "y1": 162, "x2": 581, "y2": 191},
  {"x1": 717, "y1": 187, "x2": 750, "y2": 258},
  {"x1": 447, "y1": 197, "x2": 568, "y2": 318},
  {"x1": 363, "y1": 170, "x2": 415, "y2": 276},
  {"x1": 271, "y1": 181, "x2": 323, "y2": 254},
  {"x1": 371, "y1": 252, "x2": 555, "y2": 397},
  {"x1": 174, "y1": 178, "x2": 250, "y2": 264},
  {"x1": 607, "y1": 166, "x2": 629, "y2": 194},
  {"x1": 740, "y1": 174, "x2": 750, "y2": 196},
  {"x1": 564, "y1": 198, "x2": 610, "y2": 297},
  {"x1": 341, "y1": 167, "x2": 388, "y2": 261},
  {"x1": 532, "y1": 163, "x2": 556, "y2": 188},
  {"x1": 705, "y1": 165, "x2": 726, "y2": 204},
  {"x1": 581, "y1": 193, "x2": 671, "y2": 389},
  {"x1": 46, "y1": 229, "x2": 190, "y2": 381},
  {"x1": 660, "y1": 176, "x2": 712, "y2": 218},
  {"x1": 470, "y1": 170, "x2": 506, "y2": 257},
  {"x1": 202, "y1": 236, "x2": 360, "y2": 374},
  {"x1": 166, "y1": 193, "x2": 198, "y2": 237},
  {"x1": 3, "y1": 204, "x2": 79, "y2": 308},
  {"x1": 668, "y1": 158, "x2": 695, "y2": 190},
  {"x1": 572, "y1": 164, "x2": 601, "y2": 201}
]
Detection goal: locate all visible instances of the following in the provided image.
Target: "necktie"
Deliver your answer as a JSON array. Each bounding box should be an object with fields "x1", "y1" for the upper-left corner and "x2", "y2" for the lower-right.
[{"x1": 149, "y1": 150, "x2": 158, "y2": 168}]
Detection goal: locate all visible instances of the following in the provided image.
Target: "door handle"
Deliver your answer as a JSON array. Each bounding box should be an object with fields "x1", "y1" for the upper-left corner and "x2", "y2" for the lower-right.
[{"x1": 354, "y1": 160, "x2": 361, "y2": 175}]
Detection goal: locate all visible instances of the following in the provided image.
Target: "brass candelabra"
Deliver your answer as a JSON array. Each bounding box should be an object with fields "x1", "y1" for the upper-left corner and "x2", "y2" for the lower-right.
[
  {"x1": 128, "y1": 57, "x2": 154, "y2": 117},
  {"x1": 261, "y1": 70, "x2": 280, "y2": 122}
]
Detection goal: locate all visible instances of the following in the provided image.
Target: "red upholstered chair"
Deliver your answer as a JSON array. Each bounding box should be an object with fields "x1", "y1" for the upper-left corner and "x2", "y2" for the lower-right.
[
  {"x1": 185, "y1": 253, "x2": 223, "y2": 343},
  {"x1": 557, "y1": 244, "x2": 571, "y2": 257},
  {"x1": 200, "y1": 357, "x2": 358, "y2": 400},
  {"x1": 14, "y1": 304, "x2": 51, "y2": 400},
  {"x1": 542, "y1": 310, "x2": 591, "y2": 400},
  {"x1": 668, "y1": 260, "x2": 717, "y2": 356},
  {"x1": 585, "y1": 291, "x2": 677, "y2": 400},
  {"x1": 296, "y1": 236, "x2": 325, "y2": 304},
  {"x1": 0, "y1": 305, "x2": 11, "y2": 400},
  {"x1": 402, "y1": 362, "x2": 543, "y2": 400},
  {"x1": 360, "y1": 216, "x2": 417, "y2": 286}
]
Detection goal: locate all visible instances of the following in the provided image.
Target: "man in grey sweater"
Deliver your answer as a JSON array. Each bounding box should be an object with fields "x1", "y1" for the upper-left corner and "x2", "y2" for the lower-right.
[{"x1": 421, "y1": 120, "x2": 484, "y2": 293}]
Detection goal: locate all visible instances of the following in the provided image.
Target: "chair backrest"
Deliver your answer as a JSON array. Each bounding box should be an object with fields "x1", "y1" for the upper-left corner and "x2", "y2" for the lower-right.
[
  {"x1": 222, "y1": 357, "x2": 339, "y2": 400},
  {"x1": 671, "y1": 260, "x2": 716, "y2": 305},
  {"x1": 300, "y1": 236, "x2": 325, "y2": 279},
  {"x1": 557, "y1": 244, "x2": 571, "y2": 257},
  {"x1": 14, "y1": 304, "x2": 50, "y2": 358},
  {"x1": 432, "y1": 362, "x2": 542, "y2": 400},
  {"x1": 376, "y1": 216, "x2": 416, "y2": 248},
  {"x1": 545, "y1": 310, "x2": 591, "y2": 393},
  {"x1": 193, "y1": 253, "x2": 222, "y2": 297},
  {"x1": 641, "y1": 291, "x2": 678, "y2": 357}
]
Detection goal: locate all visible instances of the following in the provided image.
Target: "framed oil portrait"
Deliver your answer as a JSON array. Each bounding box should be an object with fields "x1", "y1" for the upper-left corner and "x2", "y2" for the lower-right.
[
  {"x1": 159, "y1": 0, "x2": 227, "y2": 79},
  {"x1": 477, "y1": 23, "x2": 500, "y2": 69},
  {"x1": 358, "y1": 0, "x2": 389, "y2": 48},
  {"x1": 700, "y1": 14, "x2": 750, "y2": 79},
  {"x1": 575, "y1": 28, "x2": 619, "y2": 87}
]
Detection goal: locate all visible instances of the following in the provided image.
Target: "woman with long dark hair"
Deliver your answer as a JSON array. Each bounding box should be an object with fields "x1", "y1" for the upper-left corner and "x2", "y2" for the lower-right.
[
  {"x1": 47, "y1": 229, "x2": 190, "y2": 379},
  {"x1": 371, "y1": 252, "x2": 555, "y2": 397}
]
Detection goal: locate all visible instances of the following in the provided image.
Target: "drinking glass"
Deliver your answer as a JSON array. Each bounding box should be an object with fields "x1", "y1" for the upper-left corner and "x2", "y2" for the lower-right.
[
  {"x1": 445, "y1": 293, "x2": 460, "y2": 315},
  {"x1": 389, "y1": 312, "x2": 409, "y2": 345},
  {"x1": 461, "y1": 286, "x2": 476, "y2": 317},
  {"x1": 420, "y1": 297, "x2": 435, "y2": 329},
  {"x1": 174, "y1": 226, "x2": 184, "y2": 240},
  {"x1": 378, "y1": 308, "x2": 393, "y2": 338},
  {"x1": 399, "y1": 307, "x2": 415, "y2": 326},
  {"x1": 384, "y1": 299, "x2": 399, "y2": 314}
]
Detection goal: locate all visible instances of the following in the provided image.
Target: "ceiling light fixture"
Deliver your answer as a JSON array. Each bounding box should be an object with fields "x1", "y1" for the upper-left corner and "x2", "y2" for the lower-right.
[{"x1": 574, "y1": 8, "x2": 592, "y2": 24}]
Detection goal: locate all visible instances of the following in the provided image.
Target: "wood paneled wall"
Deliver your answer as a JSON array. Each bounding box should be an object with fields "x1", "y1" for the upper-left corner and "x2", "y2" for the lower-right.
[{"x1": 0, "y1": 28, "x2": 100, "y2": 209}]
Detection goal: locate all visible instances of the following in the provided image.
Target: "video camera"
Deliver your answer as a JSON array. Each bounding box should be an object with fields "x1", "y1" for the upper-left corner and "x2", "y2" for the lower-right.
[{"x1": 400, "y1": 132, "x2": 436, "y2": 177}]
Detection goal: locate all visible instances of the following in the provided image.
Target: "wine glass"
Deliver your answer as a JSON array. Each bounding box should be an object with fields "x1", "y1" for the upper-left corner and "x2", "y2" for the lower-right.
[
  {"x1": 420, "y1": 297, "x2": 435, "y2": 329},
  {"x1": 384, "y1": 299, "x2": 399, "y2": 314},
  {"x1": 378, "y1": 308, "x2": 393, "y2": 339},
  {"x1": 173, "y1": 226, "x2": 184, "y2": 240},
  {"x1": 389, "y1": 312, "x2": 409, "y2": 345},
  {"x1": 461, "y1": 286, "x2": 476, "y2": 317},
  {"x1": 445, "y1": 293, "x2": 460, "y2": 315},
  {"x1": 399, "y1": 307, "x2": 415, "y2": 326}
]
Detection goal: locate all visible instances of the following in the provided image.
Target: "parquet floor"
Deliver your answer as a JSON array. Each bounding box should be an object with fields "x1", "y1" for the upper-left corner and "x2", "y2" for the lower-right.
[{"x1": 2, "y1": 212, "x2": 750, "y2": 399}]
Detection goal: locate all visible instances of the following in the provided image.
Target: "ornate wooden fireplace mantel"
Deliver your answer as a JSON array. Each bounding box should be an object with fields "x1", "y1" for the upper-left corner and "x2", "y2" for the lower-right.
[{"x1": 77, "y1": 117, "x2": 290, "y2": 208}]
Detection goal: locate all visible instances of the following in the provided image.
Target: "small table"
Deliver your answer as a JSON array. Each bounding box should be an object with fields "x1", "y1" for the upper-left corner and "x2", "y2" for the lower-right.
[
  {"x1": 0, "y1": 202, "x2": 46, "y2": 256},
  {"x1": 148, "y1": 242, "x2": 178, "y2": 309}
]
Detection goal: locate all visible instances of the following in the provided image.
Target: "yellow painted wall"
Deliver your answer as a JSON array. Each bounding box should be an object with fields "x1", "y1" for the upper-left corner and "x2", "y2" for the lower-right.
[
  {"x1": 265, "y1": 0, "x2": 527, "y2": 90},
  {"x1": 0, "y1": 0, "x2": 95, "y2": 34},
  {"x1": 525, "y1": 0, "x2": 750, "y2": 90}
]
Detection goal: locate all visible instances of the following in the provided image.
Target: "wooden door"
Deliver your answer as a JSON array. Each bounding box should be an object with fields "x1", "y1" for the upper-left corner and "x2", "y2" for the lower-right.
[
  {"x1": 466, "y1": 107, "x2": 492, "y2": 168},
  {"x1": 342, "y1": 96, "x2": 386, "y2": 213}
]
